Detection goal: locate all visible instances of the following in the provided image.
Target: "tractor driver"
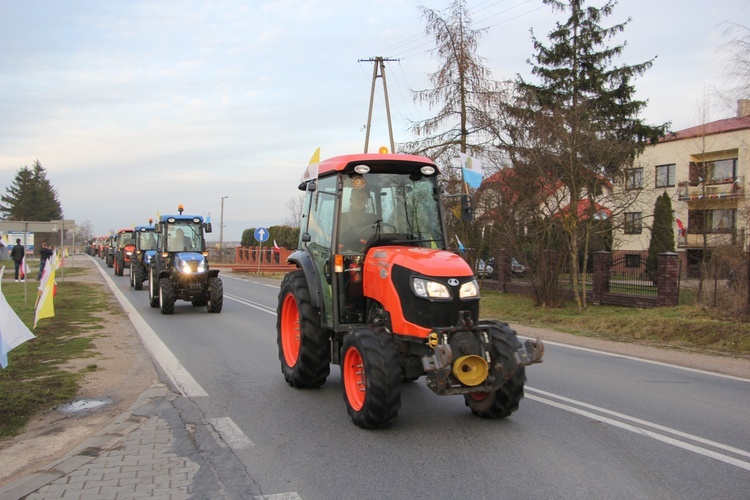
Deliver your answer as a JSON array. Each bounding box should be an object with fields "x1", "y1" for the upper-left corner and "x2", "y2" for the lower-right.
[
  {"x1": 340, "y1": 187, "x2": 376, "y2": 253},
  {"x1": 170, "y1": 228, "x2": 189, "y2": 251}
]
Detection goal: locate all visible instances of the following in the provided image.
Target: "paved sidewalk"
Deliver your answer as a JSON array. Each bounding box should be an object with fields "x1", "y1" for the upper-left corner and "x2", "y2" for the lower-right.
[{"x1": 0, "y1": 382, "x2": 263, "y2": 500}]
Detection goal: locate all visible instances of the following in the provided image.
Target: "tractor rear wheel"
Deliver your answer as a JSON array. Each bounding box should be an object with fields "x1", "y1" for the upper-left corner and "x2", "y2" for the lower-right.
[
  {"x1": 148, "y1": 267, "x2": 159, "y2": 307},
  {"x1": 116, "y1": 257, "x2": 125, "y2": 276},
  {"x1": 276, "y1": 271, "x2": 329, "y2": 388},
  {"x1": 207, "y1": 277, "x2": 223, "y2": 313},
  {"x1": 464, "y1": 321, "x2": 526, "y2": 419},
  {"x1": 341, "y1": 327, "x2": 401, "y2": 429},
  {"x1": 159, "y1": 278, "x2": 176, "y2": 314}
]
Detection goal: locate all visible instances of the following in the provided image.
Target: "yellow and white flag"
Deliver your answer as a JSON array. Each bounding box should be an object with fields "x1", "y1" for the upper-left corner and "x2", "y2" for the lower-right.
[
  {"x1": 34, "y1": 258, "x2": 57, "y2": 328},
  {"x1": 299, "y1": 147, "x2": 320, "y2": 183}
]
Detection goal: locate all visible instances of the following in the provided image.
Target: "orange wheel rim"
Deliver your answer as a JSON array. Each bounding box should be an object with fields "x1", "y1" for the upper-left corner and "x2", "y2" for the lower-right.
[
  {"x1": 280, "y1": 293, "x2": 301, "y2": 367},
  {"x1": 343, "y1": 346, "x2": 366, "y2": 411}
]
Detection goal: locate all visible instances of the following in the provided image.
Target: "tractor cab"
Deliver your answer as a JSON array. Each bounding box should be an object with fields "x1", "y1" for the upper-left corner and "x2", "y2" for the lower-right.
[{"x1": 297, "y1": 154, "x2": 466, "y2": 332}]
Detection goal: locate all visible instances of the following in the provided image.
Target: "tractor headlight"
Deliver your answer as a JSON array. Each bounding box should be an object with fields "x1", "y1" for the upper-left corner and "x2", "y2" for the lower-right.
[
  {"x1": 179, "y1": 260, "x2": 206, "y2": 274},
  {"x1": 412, "y1": 278, "x2": 451, "y2": 300},
  {"x1": 459, "y1": 279, "x2": 480, "y2": 299}
]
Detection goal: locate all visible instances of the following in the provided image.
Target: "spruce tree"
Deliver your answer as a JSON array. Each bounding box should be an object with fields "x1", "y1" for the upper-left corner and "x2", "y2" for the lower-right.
[
  {"x1": 0, "y1": 160, "x2": 63, "y2": 221},
  {"x1": 506, "y1": 0, "x2": 669, "y2": 310},
  {"x1": 647, "y1": 191, "x2": 675, "y2": 278}
]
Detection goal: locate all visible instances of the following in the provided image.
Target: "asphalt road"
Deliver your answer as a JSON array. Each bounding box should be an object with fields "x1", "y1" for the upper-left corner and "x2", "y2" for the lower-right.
[{"x1": 96, "y1": 258, "x2": 750, "y2": 500}]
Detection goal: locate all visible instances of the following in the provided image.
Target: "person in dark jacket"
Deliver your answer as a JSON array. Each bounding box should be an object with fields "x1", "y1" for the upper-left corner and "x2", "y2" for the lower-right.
[
  {"x1": 38, "y1": 242, "x2": 54, "y2": 280},
  {"x1": 10, "y1": 238, "x2": 25, "y2": 282}
]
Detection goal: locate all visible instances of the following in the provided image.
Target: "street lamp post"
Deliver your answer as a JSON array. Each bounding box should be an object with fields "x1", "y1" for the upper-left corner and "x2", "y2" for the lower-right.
[{"x1": 219, "y1": 195, "x2": 228, "y2": 262}]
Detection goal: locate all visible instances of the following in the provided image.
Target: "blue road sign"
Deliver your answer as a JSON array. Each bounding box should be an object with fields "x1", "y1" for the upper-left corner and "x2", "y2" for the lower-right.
[{"x1": 254, "y1": 227, "x2": 269, "y2": 243}]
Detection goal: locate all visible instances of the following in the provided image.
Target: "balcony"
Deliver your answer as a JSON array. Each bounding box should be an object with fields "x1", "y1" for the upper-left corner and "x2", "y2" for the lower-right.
[
  {"x1": 677, "y1": 176, "x2": 744, "y2": 201},
  {"x1": 677, "y1": 229, "x2": 746, "y2": 248}
]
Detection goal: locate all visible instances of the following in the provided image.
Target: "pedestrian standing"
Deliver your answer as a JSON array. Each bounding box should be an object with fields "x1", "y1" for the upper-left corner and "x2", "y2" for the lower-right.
[
  {"x1": 10, "y1": 238, "x2": 25, "y2": 282},
  {"x1": 38, "y1": 242, "x2": 54, "y2": 280}
]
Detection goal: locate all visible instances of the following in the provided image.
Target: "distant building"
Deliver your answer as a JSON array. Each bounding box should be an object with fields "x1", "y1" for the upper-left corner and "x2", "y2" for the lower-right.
[{"x1": 613, "y1": 100, "x2": 750, "y2": 275}]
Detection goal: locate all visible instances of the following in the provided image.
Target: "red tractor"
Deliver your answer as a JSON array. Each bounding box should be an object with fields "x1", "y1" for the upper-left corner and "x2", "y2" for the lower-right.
[
  {"x1": 277, "y1": 152, "x2": 543, "y2": 428},
  {"x1": 113, "y1": 228, "x2": 135, "y2": 276}
]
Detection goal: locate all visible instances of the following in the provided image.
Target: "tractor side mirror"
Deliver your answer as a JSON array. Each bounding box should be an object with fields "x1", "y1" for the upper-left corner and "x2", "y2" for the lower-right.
[
  {"x1": 154, "y1": 223, "x2": 161, "y2": 232},
  {"x1": 461, "y1": 194, "x2": 473, "y2": 221},
  {"x1": 205, "y1": 222, "x2": 213, "y2": 233}
]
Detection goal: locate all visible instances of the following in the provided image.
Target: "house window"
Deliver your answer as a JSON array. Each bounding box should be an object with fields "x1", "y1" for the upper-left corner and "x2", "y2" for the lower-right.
[
  {"x1": 687, "y1": 209, "x2": 737, "y2": 234},
  {"x1": 711, "y1": 209, "x2": 736, "y2": 233},
  {"x1": 689, "y1": 158, "x2": 737, "y2": 185},
  {"x1": 625, "y1": 254, "x2": 641, "y2": 268},
  {"x1": 625, "y1": 168, "x2": 643, "y2": 190},
  {"x1": 655, "y1": 164, "x2": 675, "y2": 188},
  {"x1": 624, "y1": 212, "x2": 642, "y2": 234}
]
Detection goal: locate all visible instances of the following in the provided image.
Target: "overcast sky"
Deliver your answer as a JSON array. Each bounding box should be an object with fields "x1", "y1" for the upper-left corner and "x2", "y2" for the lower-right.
[{"x1": 1, "y1": 0, "x2": 747, "y2": 242}]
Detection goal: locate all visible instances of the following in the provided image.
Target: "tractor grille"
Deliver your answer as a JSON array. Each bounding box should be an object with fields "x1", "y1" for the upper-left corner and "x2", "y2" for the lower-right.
[{"x1": 391, "y1": 264, "x2": 478, "y2": 329}]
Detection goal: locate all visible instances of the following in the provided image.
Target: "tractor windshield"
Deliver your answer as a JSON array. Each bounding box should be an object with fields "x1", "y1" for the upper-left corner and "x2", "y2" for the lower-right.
[
  {"x1": 338, "y1": 172, "x2": 445, "y2": 253},
  {"x1": 118, "y1": 233, "x2": 135, "y2": 248},
  {"x1": 166, "y1": 222, "x2": 203, "y2": 252},
  {"x1": 139, "y1": 232, "x2": 160, "y2": 251}
]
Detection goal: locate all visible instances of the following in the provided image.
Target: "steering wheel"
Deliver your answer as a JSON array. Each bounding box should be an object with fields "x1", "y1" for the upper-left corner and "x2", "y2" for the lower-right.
[{"x1": 354, "y1": 221, "x2": 397, "y2": 242}]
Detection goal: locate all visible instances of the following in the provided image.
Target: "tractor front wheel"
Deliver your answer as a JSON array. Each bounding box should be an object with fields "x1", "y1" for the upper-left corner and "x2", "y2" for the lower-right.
[
  {"x1": 276, "y1": 271, "x2": 329, "y2": 388},
  {"x1": 134, "y1": 263, "x2": 146, "y2": 290},
  {"x1": 341, "y1": 327, "x2": 401, "y2": 429},
  {"x1": 207, "y1": 277, "x2": 223, "y2": 313},
  {"x1": 464, "y1": 321, "x2": 526, "y2": 419},
  {"x1": 159, "y1": 278, "x2": 176, "y2": 314}
]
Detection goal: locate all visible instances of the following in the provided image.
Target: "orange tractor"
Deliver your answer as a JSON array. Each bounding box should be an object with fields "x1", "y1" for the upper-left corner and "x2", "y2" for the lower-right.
[
  {"x1": 113, "y1": 228, "x2": 135, "y2": 276},
  {"x1": 277, "y1": 152, "x2": 543, "y2": 428}
]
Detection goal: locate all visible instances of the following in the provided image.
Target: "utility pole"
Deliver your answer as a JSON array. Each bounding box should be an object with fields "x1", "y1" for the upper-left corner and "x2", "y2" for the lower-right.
[
  {"x1": 219, "y1": 195, "x2": 228, "y2": 262},
  {"x1": 359, "y1": 56, "x2": 399, "y2": 154}
]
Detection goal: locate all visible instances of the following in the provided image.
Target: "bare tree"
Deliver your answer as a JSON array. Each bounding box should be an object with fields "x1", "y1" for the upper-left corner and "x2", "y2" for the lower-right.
[
  {"x1": 402, "y1": 0, "x2": 495, "y2": 163},
  {"x1": 715, "y1": 22, "x2": 750, "y2": 113},
  {"x1": 284, "y1": 194, "x2": 305, "y2": 228}
]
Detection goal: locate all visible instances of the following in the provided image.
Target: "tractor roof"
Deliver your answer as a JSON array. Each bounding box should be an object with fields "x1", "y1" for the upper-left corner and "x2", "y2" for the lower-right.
[
  {"x1": 159, "y1": 214, "x2": 204, "y2": 223},
  {"x1": 134, "y1": 225, "x2": 156, "y2": 232},
  {"x1": 316, "y1": 153, "x2": 438, "y2": 177},
  {"x1": 117, "y1": 228, "x2": 134, "y2": 234}
]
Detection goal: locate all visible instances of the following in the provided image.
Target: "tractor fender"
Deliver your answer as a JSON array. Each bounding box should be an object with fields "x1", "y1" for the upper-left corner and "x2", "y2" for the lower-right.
[
  {"x1": 208, "y1": 269, "x2": 220, "y2": 278},
  {"x1": 287, "y1": 249, "x2": 322, "y2": 311}
]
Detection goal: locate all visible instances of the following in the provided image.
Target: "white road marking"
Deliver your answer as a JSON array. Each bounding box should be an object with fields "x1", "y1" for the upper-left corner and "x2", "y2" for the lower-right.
[
  {"x1": 527, "y1": 387, "x2": 750, "y2": 471},
  {"x1": 518, "y1": 335, "x2": 750, "y2": 383},
  {"x1": 207, "y1": 417, "x2": 254, "y2": 449},
  {"x1": 225, "y1": 293, "x2": 277, "y2": 315},
  {"x1": 93, "y1": 259, "x2": 208, "y2": 397}
]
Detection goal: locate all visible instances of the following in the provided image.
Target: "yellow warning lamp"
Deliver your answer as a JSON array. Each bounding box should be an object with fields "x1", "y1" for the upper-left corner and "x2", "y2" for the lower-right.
[
  {"x1": 379, "y1": 146, "x2": 389, "y2": 154},
  {"x1": 178, "y1": 204, "x2": 184, "y2": 214}
]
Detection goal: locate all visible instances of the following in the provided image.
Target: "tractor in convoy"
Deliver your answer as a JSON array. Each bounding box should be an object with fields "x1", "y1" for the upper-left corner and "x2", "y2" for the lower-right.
[
  {"x1": 148, "y1": 206, "x2": 223, "y2": 314},
  {"x1": 113, "y1": 228, "x2": 135, "y2": 276},
  {"x1": 104, "y1": 235, "x2": 116, "y2": 266},
  {"x1": 276, "y1": 152, "x2": 544, "y2": 428},
  {"x1": 130, "y1": 222, "x2": 160, "y2": 290}
]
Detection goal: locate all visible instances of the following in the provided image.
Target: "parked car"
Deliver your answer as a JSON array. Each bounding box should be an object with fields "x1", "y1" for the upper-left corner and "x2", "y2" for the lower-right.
[{"x1": 476, "y1": 257, "x2": 526, "y2": 278}]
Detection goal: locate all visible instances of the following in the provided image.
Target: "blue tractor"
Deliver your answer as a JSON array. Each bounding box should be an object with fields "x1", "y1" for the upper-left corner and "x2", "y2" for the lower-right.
[
  {"x1": 130, "y1": 223, "x2": 160, "y2": 290},
  {"x1": 148, "y1": 206, "x2": 223, "y2": 314}
]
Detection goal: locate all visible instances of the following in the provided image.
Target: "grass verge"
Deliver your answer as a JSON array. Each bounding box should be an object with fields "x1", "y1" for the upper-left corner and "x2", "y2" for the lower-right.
[
  {"x1": 481, "y1": 291, "x2": 750, "y2": 356},
  {"x1": 0, "y1": 271, "x2": 117, "y2": 438}
]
